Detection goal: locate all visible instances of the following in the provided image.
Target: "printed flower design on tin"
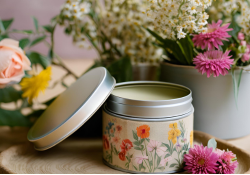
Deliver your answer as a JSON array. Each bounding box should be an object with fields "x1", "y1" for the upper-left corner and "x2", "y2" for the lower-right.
[
  {"x1": 119, "y1": 151, "x2": 126, "y2": 161},
  {"x1": 136, "y1": 124, "x2": 150, "y2": 139},
  {"x1": 168, "y1": 123, "x2": 181, "y2": 144},
  {"x1": 120, "y1": 139, "x2": 133, "y2": 153},
  {"x1": 103, "y1": 135, "x2": 109, "y2": 150},
  {"x1": 103, "y1": 119, "x2": 192, "y2": 173},
  {"x1": 190, "y1": 130, "x2": 193, "y2": 147},
  {"x1": 103, "y1": 120, "x2": 133, "y2": 169}
]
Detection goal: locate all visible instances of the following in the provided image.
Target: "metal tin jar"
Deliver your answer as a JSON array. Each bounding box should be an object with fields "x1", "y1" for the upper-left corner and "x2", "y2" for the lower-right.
[{"x1": 102, "y1": 81, "x2": 194, "y2": 173}]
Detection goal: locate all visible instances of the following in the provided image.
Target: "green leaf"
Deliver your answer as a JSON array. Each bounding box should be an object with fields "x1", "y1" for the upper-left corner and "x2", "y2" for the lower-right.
[
  {"x1": 164, "y1": 153, "x2": 171, "y2": 158},
  {"x1": 140, "y1": 138, "x2": 145, "y2": 144},
  {"x1": 42, "y1": 25, "x2": 53, "y2": 33},
  {"x1": 133, "y1": 165, "x2": 138, "y2": 171},
  {"x1": 32, "y1": 16, "x2": 39, "y2": 31},
  {"x1": 0, "y1": 108, "x2": 31, "y2": 127},
  {"x1": 146, "y1": 27, "x2": 190, "y2": 65},
  {"x1": 12, "y1": 29, "x2": 33, "y2": 34},
  {"x1": 162, "y1": 143, "x2": 171, "y2": 154},
  {"x1": 146, "y1": 27, "x2": 165, "y2": 43},
  {"x1": 2, "y1": 18, "x2": 14, "y2": 30},
  {"x1": 207, "y1": 138, "x2": 217, "y2": 150},
  {"x1": 157, "y1": 167, "x2": 165, "y2": 171},
  {"x1": 26, "y1": 52, "x2": 51, "y2": 69},
  {"x1": 114, "y1": 147, "x2": 119, "y2": 155},
  {"x1": 125, "y1": 162, "x2": 129, "y2": 169},
  {"x1": 132, "y1": 130, "x2": 138, "y2": 141},
  {"x1": 134, "y1": 146, "x2": 142, "y2": 151},
  {"x1": 163, "y1": 39, "x2": 188, "y2": 65},
  {"x1": 139, "y1": 163, "x2": 143, "y2": 171},
  {"x1": 0, "y1": 19, "x2": 5, "y2": 33},
  {"x1": 231, "y1": 68, "x2": 243, "y2": 108},
  {"x1": 157, "y1": 154, "x2": 161, "y2": 167},
  {"x1": 177, "y1": 35, "x2": 194, "y2": 65},
  {"x1": 19, "y1": 38, "x2": 30, "y2": 49},
  {"x1": 30, "y1": 36, "x2": 46, "y2": 47},
  {"x1": 238, "y1": 68, "x2": 243, "y2": 95},
  {"x1": 133, "y1": 141, "x2": 141, "y2": 146},
  {"x1": 107, "y1": 57, "x2": 132, "y2": 83},
  {"x1": 0, "y1": 86, "x2": 22, "y2": 103},
  {"x1": 149, "y1": 160, "x2": 153, "y2": 167},
  {"x1": 0, "y1": 34, "x2": 9, "y2": 41},
  {"x1": 169, "y1": 163, "x2": 178, "y2": 168}
]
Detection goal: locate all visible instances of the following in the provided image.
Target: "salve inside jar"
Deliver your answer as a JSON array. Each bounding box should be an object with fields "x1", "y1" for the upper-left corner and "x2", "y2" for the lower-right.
[
  {"x1": 106, "y1": 82, "x2": 192, "y2": 118},
  {"x1": 111, "y1": 84, "x2": 190, "y2": 101}
]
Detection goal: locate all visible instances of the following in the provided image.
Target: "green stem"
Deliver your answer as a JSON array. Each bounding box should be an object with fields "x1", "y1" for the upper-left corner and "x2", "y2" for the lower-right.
[
  {"x1": 154, "y1": 150, "x2": 157, "y2": 172},
  {"x1": 144, "y1": 141, "x2": 152, "y2": 172},
  {"x1": 139, "y1": 139, "x2": 151, "y2": 172},
  {"x1": 101, "y1": 30, "x2": 122, "y2": 57},
  {"x1": 111, "y1": 143, "x2": 113, "y2": 163}
]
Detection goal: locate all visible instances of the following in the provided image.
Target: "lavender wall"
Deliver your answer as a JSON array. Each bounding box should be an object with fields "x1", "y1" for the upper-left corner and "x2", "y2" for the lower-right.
[{"x1": 0, "y1": 0, "x2": 97, "y2": 59}]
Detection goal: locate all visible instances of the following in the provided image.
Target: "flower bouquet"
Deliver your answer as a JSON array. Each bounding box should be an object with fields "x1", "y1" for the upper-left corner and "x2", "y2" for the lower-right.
[{"x1": 142, "y1": 0, "x2": 250, "y2": 139}]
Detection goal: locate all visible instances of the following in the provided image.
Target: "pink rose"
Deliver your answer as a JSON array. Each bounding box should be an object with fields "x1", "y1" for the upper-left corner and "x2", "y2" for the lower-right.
[{"x1": 0, "y1": 39, "x2": 31, "y2": 88}]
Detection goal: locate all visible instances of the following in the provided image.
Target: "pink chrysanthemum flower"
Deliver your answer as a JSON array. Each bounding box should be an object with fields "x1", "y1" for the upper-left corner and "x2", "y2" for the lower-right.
[
  {"x1": 184, "y1": 145, "x2": 219, "y2": 174},
  {"x1": 192, "y1": 20, "x2": 233, "y2": 50},
  {"x1": 216, "y1": 150, "x2": 238, "y2": 174},
  {"x1": 193, "y1": 50, "x2": 233, "y2": 78}
]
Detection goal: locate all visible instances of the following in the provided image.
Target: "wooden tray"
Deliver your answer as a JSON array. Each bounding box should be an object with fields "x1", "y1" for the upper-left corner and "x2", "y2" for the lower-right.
[{"x1": 0, "y1": 131, "x2": 249, "y2": 174}]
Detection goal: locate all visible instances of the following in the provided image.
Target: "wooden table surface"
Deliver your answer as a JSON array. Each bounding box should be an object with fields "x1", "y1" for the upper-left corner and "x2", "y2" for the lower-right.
[{"x1": 1, "y1": 58, "x2": 250, "y2": 168}]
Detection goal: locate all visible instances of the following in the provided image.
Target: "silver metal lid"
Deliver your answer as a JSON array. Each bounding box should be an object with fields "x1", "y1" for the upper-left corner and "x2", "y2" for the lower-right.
[
  {"x1": 27, "y1": 67, "x2": 115, "y2": 151},
  {"x1": 106, "y1": 81, "x2": 193, "y2": 118}
]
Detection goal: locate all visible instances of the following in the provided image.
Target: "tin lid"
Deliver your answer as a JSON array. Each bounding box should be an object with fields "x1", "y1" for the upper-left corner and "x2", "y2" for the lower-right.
[{"x1": 27, "y1": 67, "x2": 116, "y2": 151}]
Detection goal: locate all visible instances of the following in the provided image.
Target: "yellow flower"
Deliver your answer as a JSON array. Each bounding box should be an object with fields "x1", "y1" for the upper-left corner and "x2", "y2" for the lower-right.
[
  {"x1": 190, "y1": 130, "x2": 193, "y2": 147},
  {"x1": 20, "y1": 67, "x2": 52, "y2": 104},
  {"x1": 169, "y1": 123, "x2": 178, "y2": 129},
  {"x1": 168, "y1": 122, "x2": 181, "y2": 144},
  {"x1": 168, "y1": 129, "x2": 181, "y2": 144}
]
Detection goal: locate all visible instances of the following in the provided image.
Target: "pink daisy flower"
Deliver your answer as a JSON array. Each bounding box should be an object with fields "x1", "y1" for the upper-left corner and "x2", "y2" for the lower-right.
[
  {"x1": 193, "y1": 50, "x2": 233, "y2": 78},
  {"x1": 184, "y1": 145, "x2": 219, "y2": 174},
  {"x1": 192, "y1": 20, "x2": 233, "y2": 50},
  {"x1": 216, "y1": 150, "x2": 238, "y2": 174}
]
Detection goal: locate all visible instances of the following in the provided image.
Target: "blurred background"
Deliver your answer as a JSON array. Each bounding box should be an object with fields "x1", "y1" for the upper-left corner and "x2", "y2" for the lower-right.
[{"x1": 0, "y1": 0, "x2": 98, "y2": 59}]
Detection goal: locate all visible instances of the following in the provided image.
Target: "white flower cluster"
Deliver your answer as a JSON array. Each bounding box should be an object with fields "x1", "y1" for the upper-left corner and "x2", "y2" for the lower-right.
[
  {"x1": 143, "y1": 0, "x2": 212, "y2": 40},
  {"x1": 101, "y1": 1, "x2": 162, "y2": 64},
  {"x1": 58, "y1": 0, "x2": 162, "y2": 64},
  {"x1": 61, "y1": 0, "x2": 91, "y2": 20},
  {"x1": 237, "y1": 1, "x2": 250, "y2": 36},
  {"x1": 59, "y1": 0, "x2": 95, "y2": 49}
]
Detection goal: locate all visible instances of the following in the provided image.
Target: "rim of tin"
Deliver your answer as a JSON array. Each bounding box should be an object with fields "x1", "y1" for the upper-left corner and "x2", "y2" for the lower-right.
[
  {"x1": 108, "y1": 81, "x2": 192, "y2": 106},
  {"x1": 103, "y1": 104, "x2": 194, "y2": 122},
  {"x1": 103, "y1": 159, "x2": 184, "y2": 174},
  {"x1": 106, "y1": 81, "x2": 193, "y2": 118}
]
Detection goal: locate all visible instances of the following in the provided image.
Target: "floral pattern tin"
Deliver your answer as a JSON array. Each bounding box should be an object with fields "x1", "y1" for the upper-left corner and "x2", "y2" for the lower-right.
[{"x1": 102, "y1": 81, "x2": 194, "y2": 173}]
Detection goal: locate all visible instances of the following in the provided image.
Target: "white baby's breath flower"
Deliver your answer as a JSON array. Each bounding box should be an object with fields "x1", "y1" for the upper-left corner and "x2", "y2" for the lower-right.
[
  {"x1": 143, "y1": 0, "x2": 211, "y2": 40},
  {"x1": 79, "y1": 1, "x2": 91, "y2": 14}
]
